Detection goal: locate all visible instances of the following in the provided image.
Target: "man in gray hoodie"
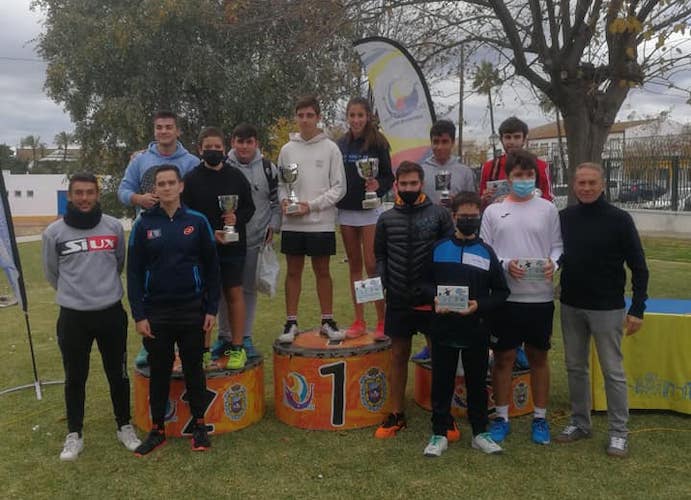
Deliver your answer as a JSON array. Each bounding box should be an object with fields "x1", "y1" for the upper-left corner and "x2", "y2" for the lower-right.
[
  {"x1": 211, "y1": 123, "x2": 280, "y2": 359},
  {"x1": 43, "y1": 173, "x2": 140, "y2": 461}
]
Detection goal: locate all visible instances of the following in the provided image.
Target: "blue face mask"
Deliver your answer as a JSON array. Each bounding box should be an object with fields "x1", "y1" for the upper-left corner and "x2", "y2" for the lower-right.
[{"x1": 511, "y1": 178, "x2": 535, "y2": 198}]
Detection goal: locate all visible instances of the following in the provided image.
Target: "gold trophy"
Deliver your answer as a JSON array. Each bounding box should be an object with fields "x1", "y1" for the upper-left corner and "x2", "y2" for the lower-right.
[
  {"x1": 355, "y1": 158, "x2": 381, "y2": 209},
  {"x1": 217, "y1": 194, "x2": 239, "y2": 242}
]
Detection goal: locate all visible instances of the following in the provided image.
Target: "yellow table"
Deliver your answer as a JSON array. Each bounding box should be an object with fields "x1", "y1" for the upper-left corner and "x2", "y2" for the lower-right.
[{"x1": 591, "y1": 299, "x2": 691, "y2": 415}]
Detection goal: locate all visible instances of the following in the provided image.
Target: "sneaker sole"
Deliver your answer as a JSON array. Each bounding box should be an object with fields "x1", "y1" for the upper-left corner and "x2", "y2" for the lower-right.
[
  {"x1": 471, "y1": 442, "x2": 503, "y2": 454},
  {"x1": 191, "y1": 443, "x2": 210, "y2": 452},
  {"x1": 423, "y1": 451, "x2": 444, "y2": 457},
  {"x1": 134, "y1": 440, "x2": 166, "y2": 457},
  {"x1": 374, "y1": 425, "x2": 406, "y2": 439}
]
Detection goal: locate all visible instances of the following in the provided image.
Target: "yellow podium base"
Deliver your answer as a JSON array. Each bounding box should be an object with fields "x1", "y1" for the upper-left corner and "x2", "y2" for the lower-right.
[
  {"x1": 273, "y1": 329, "x2": 392, "y2": 430},
  {"x1": 413, "y1": 362, "x2": 533, "y2": 417},
  {"x1": 134, "y1": 355, "x2": 264, "y2": 436}
]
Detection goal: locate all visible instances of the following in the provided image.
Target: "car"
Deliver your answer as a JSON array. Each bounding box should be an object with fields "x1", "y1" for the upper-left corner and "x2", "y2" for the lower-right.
[{"x1": 617, "y1": 182, "x2": 666, "y2": 203}]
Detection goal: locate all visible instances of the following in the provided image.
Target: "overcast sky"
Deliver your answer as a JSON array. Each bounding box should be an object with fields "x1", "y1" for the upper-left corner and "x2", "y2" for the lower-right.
[{"x1": 1, "y1": 1, "x2": 689, "y2": 149}]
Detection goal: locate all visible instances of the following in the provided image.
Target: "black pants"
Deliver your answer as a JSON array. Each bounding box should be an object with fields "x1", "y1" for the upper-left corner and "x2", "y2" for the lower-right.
[
  {"x1": 431, "y1": 338, "x2": 489, "y2": 436},
  {"x1": 57, "y1": 302, "x2": 130, "y2": 434},
  {"x1": 143, "y1": 317, "x2": 207, "y2": 428}
]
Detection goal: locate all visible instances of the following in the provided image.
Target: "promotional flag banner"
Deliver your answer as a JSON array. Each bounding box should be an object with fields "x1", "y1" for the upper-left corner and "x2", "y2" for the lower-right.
[
  {"x1": 0, "y1": 171, "x2": 25, "y2": 310},
  {"x1": 354, "y1": 37, "x2": 436, "y2": 168}
]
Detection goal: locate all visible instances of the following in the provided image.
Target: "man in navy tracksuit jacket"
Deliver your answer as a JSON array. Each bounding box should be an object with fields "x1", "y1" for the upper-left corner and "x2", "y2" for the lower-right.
[{"x1": 127, "y1": 165, "x2": 220, "y2": 455}]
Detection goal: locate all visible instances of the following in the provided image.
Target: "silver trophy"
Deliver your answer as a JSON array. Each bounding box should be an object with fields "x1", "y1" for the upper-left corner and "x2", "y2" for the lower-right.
[
  {"x1": 279, "y1": 163, "x2": 301, "y2": 214},
  {"x1": 435, "y1": 170, "x2": 451, "y2": 204},
  {"x1": 217, "y1": 194, "x2": 239, "y2": 242},
  {"x1": 355, "y1": 158, "x2": 381, "y2": 209}
]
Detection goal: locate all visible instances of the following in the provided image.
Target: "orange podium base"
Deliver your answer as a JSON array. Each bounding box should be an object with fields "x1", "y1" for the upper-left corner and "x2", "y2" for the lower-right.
[
  {"x1": 134, "y1": 355, "x2": 264, "y2": 436},
  {"x1": 413, "y1": 361, "x2": 533, "y2": 418},
  {"x1": 273, "y1": 329, "x2": 392, "y2": 430}
]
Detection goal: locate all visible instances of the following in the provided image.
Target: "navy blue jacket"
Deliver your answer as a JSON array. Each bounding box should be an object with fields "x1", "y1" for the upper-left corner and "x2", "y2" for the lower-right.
[
  {"x1": 429, "y1": 236, "x2": 509, "y2": 347},
  {"x1": 336, "y1": 135, "x2": 394, "y2": 210},
  {"x1": 127, "y1": 204, "x2": 220, "y2": 322}
]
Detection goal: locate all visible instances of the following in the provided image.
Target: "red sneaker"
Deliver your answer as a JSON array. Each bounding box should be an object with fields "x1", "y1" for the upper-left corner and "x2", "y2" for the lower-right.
[
  {"x1": 446, "y1": 421, "x2": 461, "y2": 442},
  {"x1": 345, "y1": 320, "x2": 367, "y2": 339},
  {"x1": 373, "y1": 321, "x2": 388, "y2": 342}
]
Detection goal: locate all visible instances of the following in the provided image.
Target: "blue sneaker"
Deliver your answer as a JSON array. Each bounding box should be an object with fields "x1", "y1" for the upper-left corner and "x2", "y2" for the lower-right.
[
  {"x1": 515, "y1": 346, "x2": 530, "y2": 370},
  {"x1": 489, "y1": 418, "x2": 510, "y2": 443},
  {"x1": 242, "y1": 336, "x2": 260, "y2": 359},
  {"x1": 411, "y1": 346, "x2": 431, "y2": 363},
  {"x1": 210, "y1": 339, "x2": 232, "y2": 361},
  {"x1": 531, "y1": 418, "x2": 551, "y2": 445},
  {"x1": 134, "y1": 347, "x2": 148, "y2": 368}
]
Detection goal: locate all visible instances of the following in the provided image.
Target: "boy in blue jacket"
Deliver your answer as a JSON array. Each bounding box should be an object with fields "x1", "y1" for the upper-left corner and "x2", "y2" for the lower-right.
[
  {"x1": 127, "y1": 165, "x2": 220, "y2": 456},
  {"x1": 423, "y1": 191, "x2": 509, "y2": 457}
]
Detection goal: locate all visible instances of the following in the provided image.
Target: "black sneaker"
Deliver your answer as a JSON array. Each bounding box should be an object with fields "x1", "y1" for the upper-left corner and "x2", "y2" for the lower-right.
[
  {"x1": 320, "y1": 319, "x2": 345, "y2": 341},
  {"x1": 134, "y1": 429, "x2": 166, "y2": 457},
  {"x1": 191, "y1": 424, "x2": 211, "y2": 451}
]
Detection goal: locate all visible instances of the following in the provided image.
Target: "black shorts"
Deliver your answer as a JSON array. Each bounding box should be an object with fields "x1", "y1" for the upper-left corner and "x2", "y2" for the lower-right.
[
  {"x1": 490, "y1": 301, "x2": 554, "y2": 352},
  {"x1": 384, "y1": 307, "x2": 432, "y2": 338},
  {"x1": 281, "y1": 231, "x2": 336, "y2": 257},
  {"x1": 219, "y1": 257, "x2": 245, "y2": 288}
]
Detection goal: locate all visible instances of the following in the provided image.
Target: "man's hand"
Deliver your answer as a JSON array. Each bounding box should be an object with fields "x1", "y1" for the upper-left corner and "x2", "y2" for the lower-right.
[
  {"x1": 365, "y1": 178, "x2": 380, "y2": 192},
  {"x1": 132, "y1": 193, "x2": 159, "y2": 209},
  {"x1": 543, "y1": 259, "x2": 555, "y2": 281},
  {"x1": 434, "y1": 296, "x2": 450, "y2": 314},
  {"x1": 214, "y1": 230, "x2": 231, "y2": 245},
  {"x1": 481, "y1": 186, "x2": 496, "y2": 204},
  {"x1": 458, "y1": 300, "x2": 479, "y2": 316},
  {"x1": 264, "y1": 227, "x2": 274, "y2": 245},
  {"x1": 135, "y1": 319, "x2": 154, "y2": 338},
  {"x1": 624, "y1": 315, "x2": 643, "y2": 336},
  {"x1": 203, "y1": 314, "x2": 216, "y2": 334},
  {"x1": 508, "y1": 260, "x2": 526, "y2": 279},
  {"x1": 222, "y1": 212, "x2": 236, "y2": 225}
]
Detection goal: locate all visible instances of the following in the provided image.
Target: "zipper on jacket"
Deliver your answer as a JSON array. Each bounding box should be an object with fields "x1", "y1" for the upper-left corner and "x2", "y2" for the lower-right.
[
  {"x1": 193, "y1": 265, "x2": 201, "y2": 293},
  {"x1": 144, "y1": 270, "x2": 151, "y2": 295}
]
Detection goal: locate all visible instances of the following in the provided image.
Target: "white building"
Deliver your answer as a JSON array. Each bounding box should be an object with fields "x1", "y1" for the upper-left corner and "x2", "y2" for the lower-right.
[{"x1": 2, "y1": 170, "x2": 68, "y2": 220}]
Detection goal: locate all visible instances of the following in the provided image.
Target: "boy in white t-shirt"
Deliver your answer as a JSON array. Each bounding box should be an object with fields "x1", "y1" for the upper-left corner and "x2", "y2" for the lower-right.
[{"x1": 480, "y1": 149, "x2": 563, "y2": 446}]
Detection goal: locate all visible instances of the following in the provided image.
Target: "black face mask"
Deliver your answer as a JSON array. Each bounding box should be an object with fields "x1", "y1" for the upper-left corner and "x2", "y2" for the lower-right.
[
  {"x1": 202, "y1": 149, "x2": 225, "y2": 167},
  {"x1": 399, "y1": 190, "x2": 420, "y2": 206},
  {"x1": 455, "y1": 216, "x2": 481, "y2": 236}
]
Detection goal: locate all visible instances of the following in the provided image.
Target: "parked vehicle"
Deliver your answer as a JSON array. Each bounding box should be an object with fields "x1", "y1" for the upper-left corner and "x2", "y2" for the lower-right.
[{"x1": 617, "y1": 182, "x2": 666, "y2": 202}]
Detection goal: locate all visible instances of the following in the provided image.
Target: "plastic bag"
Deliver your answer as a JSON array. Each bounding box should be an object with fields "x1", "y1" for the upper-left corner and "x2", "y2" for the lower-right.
[{"x1": 256, "y1": 243, "x2": 279, "y2": 297}]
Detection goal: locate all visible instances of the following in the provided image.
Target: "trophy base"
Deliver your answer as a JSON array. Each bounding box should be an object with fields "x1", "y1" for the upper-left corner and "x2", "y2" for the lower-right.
[
  {"x1": 362, "y1": 198, "x2": 381, "y2": 210},
  {"x1": 223, "y1": 231, "x2": 239, "y2": 243},
  {"x1": 286, "y1": 203, "x2": 301, "y2": 215}
]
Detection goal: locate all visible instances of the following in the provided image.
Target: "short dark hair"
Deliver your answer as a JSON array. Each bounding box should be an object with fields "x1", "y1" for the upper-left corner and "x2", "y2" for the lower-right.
[
  {"x1": 430, "y1": 120, "x2": 456, "y2": 141},
  {"x1": 153, "y1": 110, "x2": 178, "y2": 126},
  {"x1": 295, "y1": 95, "x2": 320, "y2": 115},
  {"x1": 197, "y1": 126, "x2": 225, "y2": 146},
  {"x1": 451, "y1": 191, "x2": 481, "y2": 212},
  {"x1": 231, "y1": 123, "x2": 259, "y2": 141},
  {"x1": 153, "y1": 164, "x2": 182, "y2": 182},
  {"x1": 68, "y1": 172, "x2": 99, "y2": 192},
  {"x1": 498, "y1": 116, "x2": 528, "y2": 137},
  {"x1": 505, "y1": 149, "x2": 538, "y2": 177},
  {"x1": 395, "y1": 161, "x2": 424, "y2": 182}
]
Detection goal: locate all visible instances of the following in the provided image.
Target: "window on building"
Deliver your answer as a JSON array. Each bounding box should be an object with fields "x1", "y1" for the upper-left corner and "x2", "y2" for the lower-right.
[
  {"x1": 27, "y1": 190, "x2": 34, "y2": 198},
  {"x1": 14, "y1": 190, "x2": 21, "y2": 198}
]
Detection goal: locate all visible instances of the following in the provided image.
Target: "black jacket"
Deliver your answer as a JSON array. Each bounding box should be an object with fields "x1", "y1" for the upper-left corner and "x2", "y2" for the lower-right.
[
  {"x1": 559, "y1": 195, "x2": 648, "y2": 317},
  {"x1": 375, "y1": 196, "x2": 453, "y2": 308},
  {"x1": 429, "y1": 236, "x2": 509, "y2": 347},
  {"x1": 182, "y1": 162, "x2": 255, "y2": 259},
  {"x1": 336, "y1": 135, "x2": 394, "y2": 210}
]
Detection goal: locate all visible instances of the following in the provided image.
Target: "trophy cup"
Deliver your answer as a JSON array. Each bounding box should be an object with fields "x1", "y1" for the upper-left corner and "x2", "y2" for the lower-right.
[
  {"x1": 217, "y1": 194, "x2": 239, "y2": 242},
  {"x1": 355, "y1": 158, "x2": 381, "y2": 209},
  {"x1": 435, "y1": 170, "x2": 451, "y2": 204},
  {"x1": 279, "y1": 163, "x2": 301, "y2": 214}
]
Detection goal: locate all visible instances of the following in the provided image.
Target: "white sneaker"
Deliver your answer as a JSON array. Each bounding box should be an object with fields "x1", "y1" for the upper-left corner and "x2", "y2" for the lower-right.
[
  {"x1": 278, "y1": 322, "x2": 299, "y2": 344},
  {"x1": 59, "y1": 432, "x2": 83, "y2": 461},
  {"x1": 117, "y1": 424, "x2": 142, "y2": 451},
  {"x1": 606, "y1": 436, "x2": 628, "y2": 457},
  {"x1": 423, "y1": 435, "x2": 448, "y2": 457},
  {"x1": 472, "y1": 432, "x2": 503, "y2": 454},
  {"x1": 320, "y1": 319, "x2": 345, "y2": 341}
]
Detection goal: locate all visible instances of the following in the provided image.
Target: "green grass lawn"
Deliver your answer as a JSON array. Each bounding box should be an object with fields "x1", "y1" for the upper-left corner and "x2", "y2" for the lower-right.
[{"x1": 1, "y1": 235, "x2": 690, "y2": 499}]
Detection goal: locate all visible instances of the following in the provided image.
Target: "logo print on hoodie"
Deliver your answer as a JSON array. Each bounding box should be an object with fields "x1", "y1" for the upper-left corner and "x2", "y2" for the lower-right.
[{"x1": 183, "y1": 225, "x2": 194, "y2": 235}]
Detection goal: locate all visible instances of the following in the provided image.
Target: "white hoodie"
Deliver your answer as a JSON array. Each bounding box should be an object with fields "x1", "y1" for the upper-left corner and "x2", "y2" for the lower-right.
[{"x1": 277, "y1": 132, "x2": 346, "y2": 232}]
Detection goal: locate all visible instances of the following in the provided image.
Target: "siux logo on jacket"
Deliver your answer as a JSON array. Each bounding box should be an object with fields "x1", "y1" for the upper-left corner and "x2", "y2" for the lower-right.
[{"x1": 58, "y1": 236, "x2": 118, "y2": 256}]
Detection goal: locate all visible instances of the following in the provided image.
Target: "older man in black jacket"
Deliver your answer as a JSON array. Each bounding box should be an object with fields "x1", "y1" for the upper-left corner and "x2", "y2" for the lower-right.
[{"x1": 373, "y1": 161, "x2": 454, "y2": 439}]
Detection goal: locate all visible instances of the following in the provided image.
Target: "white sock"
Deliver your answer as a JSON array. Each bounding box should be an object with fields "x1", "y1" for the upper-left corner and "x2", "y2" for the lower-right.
[
  {"x1": 534, "y1": 407, "x2": 547, "y2": 419},
  {"x1": 495, "y1": 405, "x2": 509, "y2": 421}
]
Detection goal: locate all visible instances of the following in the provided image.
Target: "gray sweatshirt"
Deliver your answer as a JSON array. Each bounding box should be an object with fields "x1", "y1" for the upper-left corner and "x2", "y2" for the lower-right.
[
  {"x1": 226, "y1": 149, "x2": 281, "y2": 248},
  {"x1": 42, "y1": 214, "x2": 125, "y2": 311},
  {"x1": 421, "y1": 155, "x2": 476, "y2": 205}
]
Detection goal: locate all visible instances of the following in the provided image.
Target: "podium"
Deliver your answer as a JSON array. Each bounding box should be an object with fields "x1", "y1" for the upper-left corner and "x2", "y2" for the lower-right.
[
  {"x1": 133, "y1": 355, "x2": 264, "y2": 436},
  {"x1": 273, "y1": 329, "x2": 392, "y2": 430},
  {"x1": 413, "y1": 360, "x2": 533, "y2": 417}
]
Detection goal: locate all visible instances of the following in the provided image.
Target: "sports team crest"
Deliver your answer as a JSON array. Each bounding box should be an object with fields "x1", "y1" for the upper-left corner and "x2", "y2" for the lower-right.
[
  {"x1": 359, "y1": 367, "x2": 387, "y2": 412},
  {"x1": 513, "y1": 381, "x2": 530, "y2": 409},
  {"x1": 223, "y1": 383, "x2": 247, "y2": 421}
]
